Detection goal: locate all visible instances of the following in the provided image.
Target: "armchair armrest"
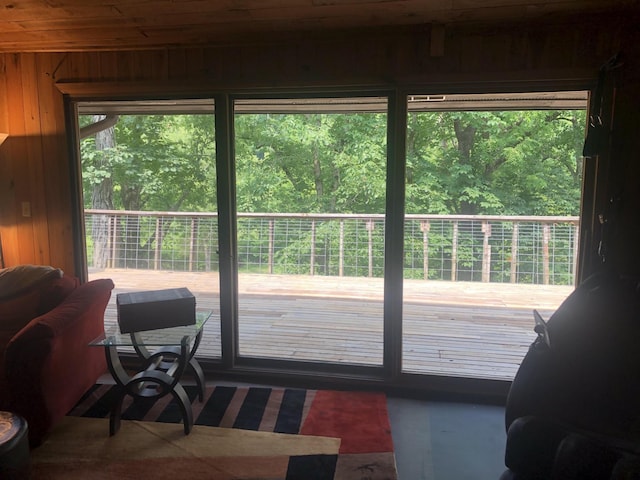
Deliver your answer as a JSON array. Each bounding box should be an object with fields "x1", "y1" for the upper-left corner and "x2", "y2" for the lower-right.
[{"x1": 4, "y1": 278, "x2": 114, "y2": 445}]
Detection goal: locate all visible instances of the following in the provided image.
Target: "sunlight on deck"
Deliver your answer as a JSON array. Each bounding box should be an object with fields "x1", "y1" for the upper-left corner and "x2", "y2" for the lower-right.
[{"x1": 89, "y1": 268, "x2": 573, "y2": 381}]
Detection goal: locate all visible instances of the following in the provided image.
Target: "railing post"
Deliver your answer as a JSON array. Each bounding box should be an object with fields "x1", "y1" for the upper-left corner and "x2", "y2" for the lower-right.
[
  {"x1": 204, "y1": 243, "x2": 211, "y2": 271},
  {"x1": 451, "y1": 221, "x2": 458, "y2": 281},
  {"x1": 482, "y1": 221, "x2": 492, "y2": 282},
  {"x1": 154, "y1": 217, "x2": 161, "y2": 270},
  {"x1": 510, "y1": 223, "x2": 519, "y2": 283},
  {"x1": 268, "y1": 219, "x2": 275, "y2": 275},
  {"x1": 420, "y1": 220, "x2": 430, "y2": 280},
  {"x1": 310, "y1": 220, "x2": 316, "y2": 275},
  {"x1": 189, "y1": 217, "x2": 198, "y2": 272},
  {"x1": 366, "y1": 219, "x2": 375, "y2": 277},
  {"x1": 339, "y1": 220, "x2": 344, "y2": 277},
  {"x1": 542, "y1": 223, "x2": 550, "y2": 285},
  {"x1": 110, "y1": 216, "x2": 117, "y2": 269}
]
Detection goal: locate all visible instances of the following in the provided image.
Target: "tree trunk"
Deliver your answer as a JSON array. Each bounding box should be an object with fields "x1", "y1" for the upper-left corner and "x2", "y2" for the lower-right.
[
  {"x1": 92, "y1": 115, "x2": 115, "y2": 268},
  {"x1": 453, "y1": 118, "x2": 478, "y2": 214},
  {"x1": 313, "y1": 145, "x2": 323, "y2": 200}
]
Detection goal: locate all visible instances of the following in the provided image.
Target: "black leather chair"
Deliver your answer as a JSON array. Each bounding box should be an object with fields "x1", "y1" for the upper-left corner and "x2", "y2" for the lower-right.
[{"x1": 501, "y1": 270, "x2": 640, "y2": 480}]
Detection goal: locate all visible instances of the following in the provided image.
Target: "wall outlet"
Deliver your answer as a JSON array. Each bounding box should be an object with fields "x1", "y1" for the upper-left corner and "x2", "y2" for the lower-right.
[{"x1": 21, "y1": 201, "x2": 31, "y2": 217}]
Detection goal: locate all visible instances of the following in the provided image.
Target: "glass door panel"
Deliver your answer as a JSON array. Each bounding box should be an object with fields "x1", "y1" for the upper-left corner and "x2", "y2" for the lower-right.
[
  {"x1": 402, "y1": 92, "x2": 588, "y2": 380},
  {"x1": 78, "y1": 100, "x2": 222, "y2": 359},
  {"x1": 234, "y1": 96, "x2": 388, "y2": 366}
]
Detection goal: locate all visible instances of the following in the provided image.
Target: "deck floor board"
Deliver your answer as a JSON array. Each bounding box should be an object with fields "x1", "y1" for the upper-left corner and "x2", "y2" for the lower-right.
[{"x1": 89, "y1": 268, "x2": 572, "y2": 381}]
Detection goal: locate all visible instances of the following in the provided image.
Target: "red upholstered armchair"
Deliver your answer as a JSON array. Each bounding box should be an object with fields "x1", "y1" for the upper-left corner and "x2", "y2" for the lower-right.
[{"x1": 0, "y1": 265, "x2": 114, "y2": 446}]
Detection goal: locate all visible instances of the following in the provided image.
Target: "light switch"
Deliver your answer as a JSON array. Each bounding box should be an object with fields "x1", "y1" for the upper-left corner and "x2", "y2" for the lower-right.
[{"x1": 21, "y1": 201, "x2": 31, "y2": 217}]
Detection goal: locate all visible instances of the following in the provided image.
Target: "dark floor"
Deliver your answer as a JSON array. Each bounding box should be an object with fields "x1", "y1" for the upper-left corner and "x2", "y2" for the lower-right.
[{"x1": 387, "y1": 396, "x2": 507, "y2": 480}]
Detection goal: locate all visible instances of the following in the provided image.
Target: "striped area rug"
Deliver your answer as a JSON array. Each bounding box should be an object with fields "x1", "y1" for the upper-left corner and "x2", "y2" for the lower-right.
[
  {"x1": 71, "y1": 383, "x2": 317, "y2": 434},
  {"x1": 67, "y1": 383, "x2": 398, "y2": 479}
]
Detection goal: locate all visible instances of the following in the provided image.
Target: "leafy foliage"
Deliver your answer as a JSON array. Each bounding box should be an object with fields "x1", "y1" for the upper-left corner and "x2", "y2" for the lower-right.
[
  {"x1": 405, "y1": 110, "x2": 585, "y2": 215},
  {"x1": 81, "y1": 114, "x2": 216, "y2": 212},
  {"x1": 80, "y1": 102, "x2": 585, "y2": 282}
]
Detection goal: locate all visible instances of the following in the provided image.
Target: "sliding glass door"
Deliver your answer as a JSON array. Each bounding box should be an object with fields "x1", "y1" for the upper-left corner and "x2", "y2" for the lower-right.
[
  {"x1": 72, "y1": 90, "x2": 590, "y2": 384},
  {"x1": 401, "y1": 92, "x2": 588, "y2": 380},
  {"x1": 77, "y1": 100, "x2": 222, "y2": 359},
  {"x1": 233, "y1": 96, "x2": 389, "y2": 366}
]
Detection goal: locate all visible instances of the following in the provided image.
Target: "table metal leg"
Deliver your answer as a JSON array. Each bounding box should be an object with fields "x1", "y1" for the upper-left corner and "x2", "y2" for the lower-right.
[
  {"x1": 170, "y1": 383, "x2": 194, "y2": 434},
  {"x1": 190, "y1": 357, "x2": 206, "y2": 402},
  {"x1": 103, "y1": 337, "x2": 194, "y2": 436},
  {"x1": 109, "y1": 391, "x2": 125, "y2": 436}
]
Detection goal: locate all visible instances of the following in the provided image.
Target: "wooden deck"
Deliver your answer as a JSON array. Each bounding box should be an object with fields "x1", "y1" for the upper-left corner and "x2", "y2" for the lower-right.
[{"x1": 88, "y1": 268, "x2": 574, "y2": 381}]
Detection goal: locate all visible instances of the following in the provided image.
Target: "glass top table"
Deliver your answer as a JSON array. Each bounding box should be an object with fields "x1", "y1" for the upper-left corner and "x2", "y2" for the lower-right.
[
  {"x1": 91, "y1": 310, "x2": 212, "y2": 347},
  {"x1": 90, "y1": 309, "x2": 213, "y2": 436}
]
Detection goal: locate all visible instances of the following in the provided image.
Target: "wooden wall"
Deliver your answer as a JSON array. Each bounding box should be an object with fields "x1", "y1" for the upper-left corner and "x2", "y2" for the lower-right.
[{"x1": 1, "y1": 13, "x2": 638, "y2": 277}]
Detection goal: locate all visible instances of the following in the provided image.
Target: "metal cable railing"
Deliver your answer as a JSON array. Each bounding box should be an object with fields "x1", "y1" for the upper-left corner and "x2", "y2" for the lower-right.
[{"x1": 85, "y1": 210, "x2": 579, "y2": 285}]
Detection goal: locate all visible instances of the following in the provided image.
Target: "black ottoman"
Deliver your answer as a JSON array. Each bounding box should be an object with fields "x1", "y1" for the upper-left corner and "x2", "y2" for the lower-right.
[{"x1": 0, "y1": 411, "x2": 30, "y2": 479}]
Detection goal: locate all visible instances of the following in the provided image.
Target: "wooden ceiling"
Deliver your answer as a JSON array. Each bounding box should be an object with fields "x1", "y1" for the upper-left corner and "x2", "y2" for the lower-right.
[{"x1": 0, "y1": 0, "x2": 637, "y2": 53}]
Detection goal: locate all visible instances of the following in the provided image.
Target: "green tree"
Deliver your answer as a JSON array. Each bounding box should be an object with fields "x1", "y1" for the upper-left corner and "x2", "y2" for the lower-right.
[
  {"x1": 234, "y1": 112, "x2": 387, "y2": 214},
  {"x1": 405, "y1": 109, "x2": 585, "y2": 215},
  {"x1": 81, "y1": 114, "x2": 216, "y2": 267}
]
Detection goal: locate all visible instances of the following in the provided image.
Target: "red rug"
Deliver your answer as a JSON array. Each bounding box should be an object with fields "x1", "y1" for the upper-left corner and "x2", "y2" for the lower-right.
[{"x1": 301, "y1": 390, "x2": 395, "y2": 454}]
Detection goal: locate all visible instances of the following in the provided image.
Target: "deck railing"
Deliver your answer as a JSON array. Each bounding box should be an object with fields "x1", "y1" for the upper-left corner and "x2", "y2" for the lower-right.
[{"x1": 85, "y1": 210, "x2": 580, "y2": 285}]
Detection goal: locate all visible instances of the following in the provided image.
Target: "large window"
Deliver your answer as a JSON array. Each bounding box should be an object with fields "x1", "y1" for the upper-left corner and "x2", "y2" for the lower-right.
[{"x1": 73, "y1": 89, "x2": 589, "y2": 388}]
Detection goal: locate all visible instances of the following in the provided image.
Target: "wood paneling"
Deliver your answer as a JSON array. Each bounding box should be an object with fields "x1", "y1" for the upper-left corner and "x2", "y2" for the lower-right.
[
  {"x1": 0, "y1": 0, "x2": 635, "y2": 53},
  {"x1": 2, "y1": 54, "x2": 36, "y2": 267},
  {"x1": 20, "y1": 53, "x2": 50, "y2": 266},
  {"x1": 0, "y1": 55, "x2": 12, "y2": 268},
  {"x1": 36, "y1": 53, "x2": 77, "y2": 270},
  {"x1": 608, "y1": 26, "x2": 640, "y2": 273}
]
